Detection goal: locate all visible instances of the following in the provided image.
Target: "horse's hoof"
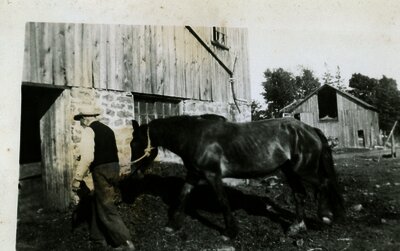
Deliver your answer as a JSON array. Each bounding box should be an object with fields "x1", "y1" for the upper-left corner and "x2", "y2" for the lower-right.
[
  {"x1": 322, "y1": 216, "x2": 332, "y2": 225},
  {"x1": 221, "y1": 235, "x2": 230, "y2": 241},
  {"x1": 164, "y1": 226, "x2": 175, "y2": 233},
  {"x1": 287, "y1": 220, "x2": 307, "y2": 236}
]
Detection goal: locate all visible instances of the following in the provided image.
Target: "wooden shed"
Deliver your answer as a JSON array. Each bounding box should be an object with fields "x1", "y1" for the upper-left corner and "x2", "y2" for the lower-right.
[
  {"x1": 281, "y1": 84, "x2": 380, "y2": 149},
  {"x1": 19, "y1": 22, "x2": 251, "y2": 210}
]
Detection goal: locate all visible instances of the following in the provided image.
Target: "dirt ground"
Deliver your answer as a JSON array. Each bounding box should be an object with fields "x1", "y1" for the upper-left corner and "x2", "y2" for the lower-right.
[{"x1": 16, "y1": 149, "x2": 400, "y2": 251}]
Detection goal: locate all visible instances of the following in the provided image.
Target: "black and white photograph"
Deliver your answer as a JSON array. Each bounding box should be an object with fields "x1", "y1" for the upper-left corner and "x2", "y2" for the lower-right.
[{"x1": 1, "y1": 1, "x2": 399, "y2": 250}]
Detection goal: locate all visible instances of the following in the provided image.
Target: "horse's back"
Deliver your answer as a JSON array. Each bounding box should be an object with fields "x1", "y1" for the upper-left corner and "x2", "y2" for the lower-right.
[{"x1": 191, "y1": 117, "x2": 322, "y2": 177}]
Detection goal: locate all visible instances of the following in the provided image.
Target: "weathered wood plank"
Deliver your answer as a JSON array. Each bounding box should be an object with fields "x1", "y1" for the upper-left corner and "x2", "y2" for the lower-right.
[
  {"x1": 99, "y1": 24, "x2": 109, "y2": 89},
  {"x1": 155, "y1": 26, "x2": 165, "y2": 95},
  {"x1": 162, "y1": 26, "x2": 172, "y2": 96},
  {"x1": 167, "y1": 26, "x2": 177, "y2": 97},
  {"x1": 175, "y1": 27, "x2": 185, "y2": 98},
  {"x1": 138, "y1": 26, "x2": 147, "y2": 93},
  {"x1": 121, "y1": 25, "x2": 134, "y2": 91},
  {"x1": 41, "y1": 23, "x2": 53, "y2": 85},
  {"x1": 192, "y1": 33, "x2": 200, "y2": 100},
  {"x1": 22, "y1": 23, "x2": 31, "y2": 82},
  {"x1": 107, "y1": 25, "x2": 117, "y2": 89},
  {"x1": 73, "y1": 24, "x2": 83, "y2": 87},
  {"x1": 184, "y1": 28, "x2": 193, "y2": 99},
  {"x1": 81, "y1": 24, "x2": 92, "y2": 87},
  {"x1": 64, "y1": 23, "x2": 75, "y2": 86},
  {"x1": 114, "y1": 25, "x2": 125, "y2": 90},
  {"x1": 91, "y1": 25, "x2": 101, "y2": 89},
  {"x1": 53, "y1": 23, "x2": 67, "y2": 86},
  {"x1": 144, "y1": 25, "x2": 152, "y2": 93},
  {"x1": 33, "y1": 23, "x2": 43, "y2": 83},
  {"x1": 131, "y1": 26, "x2": 141, "y2": 92},
  {"x1": 150, "y1": 26, "x2": 158, "y2": 94},
  {"x1": 27, "y1": 22, "x2": 39, "y2": 83}
]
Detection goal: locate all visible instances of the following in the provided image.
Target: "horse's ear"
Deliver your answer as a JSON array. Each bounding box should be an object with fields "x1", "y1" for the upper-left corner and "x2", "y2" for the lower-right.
[{"x1": 132, "y1": 120, "x2": 139, "y2": 131}]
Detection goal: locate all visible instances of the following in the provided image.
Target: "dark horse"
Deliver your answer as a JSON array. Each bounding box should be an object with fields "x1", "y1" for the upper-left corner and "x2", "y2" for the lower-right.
[{"x1": 130, "y1": 115, "x2": 344, "y2": 239}]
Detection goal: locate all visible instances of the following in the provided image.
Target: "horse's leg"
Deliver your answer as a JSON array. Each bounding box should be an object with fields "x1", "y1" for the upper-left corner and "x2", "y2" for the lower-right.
[
  {"x1": 281, "y1": 162, "x2": 307, "y2": 236},
  {"x1": 317, "y1": 179, "x2": 334, "y2": 224},
  {"x1": 165, "y1": 171, "x2": 199, "y2": 232},
  {"x1": 204, "y1": 170, "x2": 238, "y2": 240}
]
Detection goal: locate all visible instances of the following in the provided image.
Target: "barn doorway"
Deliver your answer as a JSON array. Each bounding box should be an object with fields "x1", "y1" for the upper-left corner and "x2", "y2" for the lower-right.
[
  {"x1": 19, "y1": 84, "x2": 72, "y2": 212},
  {"x1": 358, "y1": 130, "x2": 365, "y2": 148},
  {"x1": 20, "y1": 85, "x2": 65, "y2": 164}
]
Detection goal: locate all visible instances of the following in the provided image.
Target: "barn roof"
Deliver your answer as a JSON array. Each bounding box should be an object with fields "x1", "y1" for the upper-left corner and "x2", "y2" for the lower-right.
[{"x1": 280, "y1": 84, "x2": 378, "y2": 113}]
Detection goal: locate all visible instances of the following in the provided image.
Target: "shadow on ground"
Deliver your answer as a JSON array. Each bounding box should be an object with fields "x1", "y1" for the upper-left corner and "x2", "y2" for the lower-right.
[{"x1": 114, "y1": 174, "x2": 321, "y2": 234}]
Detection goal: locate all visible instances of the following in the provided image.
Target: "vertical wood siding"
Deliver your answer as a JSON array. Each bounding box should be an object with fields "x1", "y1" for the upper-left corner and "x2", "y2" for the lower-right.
[
  {"x1": 23, "y1": 23, "x2": 251, "y2": 103},
  {"x1": 40, "y1": 90, "x2": 72, "y2": 210},
  {"x1": 293, "y1": 92, "x2": 380, "y2": 148}
]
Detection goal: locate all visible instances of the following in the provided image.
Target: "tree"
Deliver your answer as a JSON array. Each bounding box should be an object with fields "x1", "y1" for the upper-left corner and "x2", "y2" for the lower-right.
[
  {"x1": 348, "y1": 73, "x2": 378, "y2": 105},
  {"x1": 295, "y1": 68, "x2": 321, "y2": 98},
  {"x1": 262, "y1": 68, "x2": 321, "y2": 118},
  {"x1": 322, "y1": 63, "x2": 334, "y2": 85},
  {"x1": 375, "y1": 76, "x2": 400, "y2": 133},
  {"x1": 322, "y1": 64, "x2": 346, "y2": 90},
  {"x1": 333, "y1": 66, "x2": 346, "y2": 90},
  {"x1": 251, "y1": 100, "x2": 270, "y2": 121},
  {"x1": 349, "y1": 73, "x2": 400, "y2": 135},
  {"x1": 262, "y1": 68, "x2": 297, "y2": 117}
]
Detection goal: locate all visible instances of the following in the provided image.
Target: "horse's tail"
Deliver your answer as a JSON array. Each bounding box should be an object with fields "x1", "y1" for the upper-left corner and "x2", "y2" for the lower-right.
[{"x1": 314, "y1": 128, "x2": 345, "y2": 221}]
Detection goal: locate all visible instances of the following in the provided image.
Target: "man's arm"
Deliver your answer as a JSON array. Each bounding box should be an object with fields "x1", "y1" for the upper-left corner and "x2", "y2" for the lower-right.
[{"x1": 72, "y1": 127, "x2": 94, "y2": 189}]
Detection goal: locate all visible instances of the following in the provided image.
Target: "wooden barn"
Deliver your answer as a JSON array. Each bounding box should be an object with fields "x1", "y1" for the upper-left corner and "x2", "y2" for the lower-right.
[
  {"x1": 19, "y1": 22, "x2": 251, "y2": 211},
  {"x1": 280, "y1": 84, "x2": 380, "y2": 149}
]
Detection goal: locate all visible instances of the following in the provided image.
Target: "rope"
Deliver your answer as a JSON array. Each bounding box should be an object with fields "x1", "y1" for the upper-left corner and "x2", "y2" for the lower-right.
[{"x1": 131, "y1": 127, "x2": 155, "y2": 164}]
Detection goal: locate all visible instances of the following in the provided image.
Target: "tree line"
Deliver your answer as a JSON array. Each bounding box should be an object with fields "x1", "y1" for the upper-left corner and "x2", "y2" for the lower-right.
[{"x1": 252, "y1": 68, "x2": 400, "y2": 135}]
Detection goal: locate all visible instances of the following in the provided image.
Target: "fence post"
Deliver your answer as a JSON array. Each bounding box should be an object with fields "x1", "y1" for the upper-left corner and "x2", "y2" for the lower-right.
[{"x1": 391, "y1": 131, "x2": 396, "y2": 158}]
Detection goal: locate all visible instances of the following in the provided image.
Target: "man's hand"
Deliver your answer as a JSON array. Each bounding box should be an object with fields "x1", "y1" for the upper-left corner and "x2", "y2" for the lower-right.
[{"x1": 72, "y1": 179, "x2": 81, "y2": 192}]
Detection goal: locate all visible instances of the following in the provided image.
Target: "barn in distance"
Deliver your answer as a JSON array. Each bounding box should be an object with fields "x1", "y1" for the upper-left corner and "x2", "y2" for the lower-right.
[
  {"x1": 19, "y1": 23, "x2": 251, "y2": 210},
  {"x1": 280, "y1": 84, "x2": 381, "y2": 149}
]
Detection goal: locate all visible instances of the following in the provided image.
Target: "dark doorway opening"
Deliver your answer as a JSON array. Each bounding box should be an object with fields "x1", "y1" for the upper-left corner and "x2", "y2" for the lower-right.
[
  {"x1": 19, "y1": 84, "x2": 64, "y2": 164},
  {"x1": 358, "y1": 130, "x2": 365, "y2": 148},
  {"x1": 317, "y1": 87, "x2": 338, "y2": 121},
  {"x1": 19, "y1": 84, "x2": 66, "y2": 215}
]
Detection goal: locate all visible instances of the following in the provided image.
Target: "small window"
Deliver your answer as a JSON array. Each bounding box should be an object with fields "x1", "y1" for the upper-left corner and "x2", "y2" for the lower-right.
[
  {"x1": 133, "y1": 95, "x2": 181, "y2": 125},
  {"x1": 211, "y1": 27, "x2": 229, "y2": 50},
  {"x1": 317, "y1": 87, "x2": 338, "y2": 121}
]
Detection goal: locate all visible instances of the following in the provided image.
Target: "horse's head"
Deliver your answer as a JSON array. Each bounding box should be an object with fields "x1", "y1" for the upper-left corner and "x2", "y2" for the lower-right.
[{"x1": 130, "y1": 120, "x2": 158, "y2": 173}]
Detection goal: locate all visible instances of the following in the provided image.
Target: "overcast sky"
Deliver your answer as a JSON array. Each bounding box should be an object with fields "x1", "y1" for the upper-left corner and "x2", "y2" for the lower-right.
[{"x1": 246, "y1": 2, "x2": 400, "y2": 103}]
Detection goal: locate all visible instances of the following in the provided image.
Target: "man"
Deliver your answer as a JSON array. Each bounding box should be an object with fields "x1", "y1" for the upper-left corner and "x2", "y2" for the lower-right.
[{"x1": 72, "y1": 105, "x2": 135, "y2": 250}]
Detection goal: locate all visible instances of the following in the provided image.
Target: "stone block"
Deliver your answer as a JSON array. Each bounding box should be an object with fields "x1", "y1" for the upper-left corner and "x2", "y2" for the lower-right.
[
  {"x1": 117, "y1": 110, "x2": 132, "y2": 118},
  {"x1": 114, "y1": 119, "x2": 123, "y2": 127},
  {"x1": 111, "y1": 103, "x2": 125, "y2": 109}
]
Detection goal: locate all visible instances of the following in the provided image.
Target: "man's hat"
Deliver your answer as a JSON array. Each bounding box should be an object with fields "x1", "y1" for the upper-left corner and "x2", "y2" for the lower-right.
[{"x1": 73, "y1": 105, "x2": 101, "y2": 120}]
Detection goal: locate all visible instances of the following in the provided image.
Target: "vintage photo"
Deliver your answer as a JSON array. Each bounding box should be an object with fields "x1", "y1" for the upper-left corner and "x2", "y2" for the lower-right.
[{"x1": 3, "y1": 1, "x2": 399, "y2": 251}]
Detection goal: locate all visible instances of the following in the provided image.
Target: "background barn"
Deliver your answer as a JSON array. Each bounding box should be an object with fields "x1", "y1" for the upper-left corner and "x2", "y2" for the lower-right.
[
  {"x1": 281, "y1": 84, "x2": 381, "y2": 148},
  {"x1": 19, "y1": 22, "x2": 251, "y2": 211}
]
